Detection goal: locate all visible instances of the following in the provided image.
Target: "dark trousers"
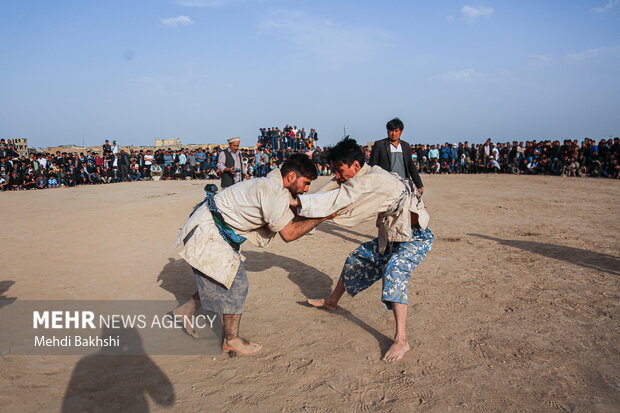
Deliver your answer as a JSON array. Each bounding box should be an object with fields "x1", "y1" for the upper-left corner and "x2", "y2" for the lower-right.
[{"x1": 120, "y1": 165, "x2": 129, "y2": 181}]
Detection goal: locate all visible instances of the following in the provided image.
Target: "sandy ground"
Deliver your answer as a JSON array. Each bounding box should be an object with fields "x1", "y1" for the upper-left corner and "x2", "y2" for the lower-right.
[{"x1": 0, "y1": 174, "x2": 619, "y2": 412}]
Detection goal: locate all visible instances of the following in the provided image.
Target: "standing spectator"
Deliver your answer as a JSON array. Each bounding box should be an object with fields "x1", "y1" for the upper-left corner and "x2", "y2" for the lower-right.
[
  {"x1": 195, "y1": 148, "x2": 206, "y2": 175},
  {"x1": 178, "y1": 150, "x2": 187, "y2": 168},
  {"x1": 217, "y1": 137, "x2": 243, "y2": 188},
  {"x1": 254, "y1": 148, "x2": 267, "y2": 177},
  {"x1": 103, "y1": 140, "x2": 112, "y2": 155},
  {"x1": 118, "y1": 150, "x2": 131, "y2": 182},
  {"x1": 143, "y1": 150, "x2": 154, "y2": 168},
  {"x1": 369, "y1": 117, "x2": 424, "y2": 193},
  {"x1": 163, "y1": 150, "x2": 174, "y2": 167},
  {"x1": 187, "y1": 150, "x2": 197, "y2": 177},
  {"x1": 428, "y1": 145, "x2": 439, "y2": 163}
]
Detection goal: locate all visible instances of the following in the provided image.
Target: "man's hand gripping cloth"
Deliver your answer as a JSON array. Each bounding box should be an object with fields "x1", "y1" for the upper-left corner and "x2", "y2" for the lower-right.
[{"x1": 297, "y1": 164, "x2": 430, "y2": 253}]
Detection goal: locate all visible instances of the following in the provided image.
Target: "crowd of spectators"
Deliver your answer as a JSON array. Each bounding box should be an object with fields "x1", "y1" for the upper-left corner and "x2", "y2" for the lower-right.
[
  {"x1": 257, "y1": 124, "x2": 318, "y2": 151},
  {"x1": 0, "y1": 136, "x2": 333, "y2": 191},
  {"x1": 410, "y1": 138, "x2": 619, "y2": 178},
  {"x1": 1, "y1": 135, "x2": 618, "y2": 191}
]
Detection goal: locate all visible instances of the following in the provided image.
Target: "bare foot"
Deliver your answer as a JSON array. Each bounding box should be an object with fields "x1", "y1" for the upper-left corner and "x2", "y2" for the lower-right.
[
  {"x1": 222, "y1": 337, "x2": 262, "y2": 356},
  {"x1": 172, "y1": 302, "x2": 199, "y2": 339},
  {"x1": 383, "y1": 340, "x2": 410, "y2": 362},
  {"x1": 307, "y1": 298, "x2": 337, "y2": 311}
]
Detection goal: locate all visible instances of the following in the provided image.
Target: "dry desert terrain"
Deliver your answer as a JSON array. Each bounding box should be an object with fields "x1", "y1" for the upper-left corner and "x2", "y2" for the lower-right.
[{"x1": 1, "y1": 174, "x2": 619, "y2": 412}]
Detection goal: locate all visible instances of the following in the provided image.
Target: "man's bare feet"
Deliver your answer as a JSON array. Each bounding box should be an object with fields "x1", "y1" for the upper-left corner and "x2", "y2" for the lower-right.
[
  {"x1": 382, "y1": 340, "x2": 410, "y2": 362},
  {"x1": 307, "y1": 298, "x2": 337, "y2": 311},
  {"x1": 222, "y1": 337, "x2": 262, "y2": 356},
  {"x1": 172, "y1": 301, "x2": 199, "y2": 339}
]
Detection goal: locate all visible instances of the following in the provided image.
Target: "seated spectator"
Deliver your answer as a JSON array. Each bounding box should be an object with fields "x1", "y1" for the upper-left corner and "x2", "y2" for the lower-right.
[
  {"x1": 47, "y1": 175, "x2": 59, "y2": 188},
  {"x1": 22, "y1": 172, "x2": 36, "y2": 189},
  {"x1": 174, "y1": 164, "x2": 183, "y2": 179},
  {"x1": 162, "y1": 164, "x2": 176, "y2": 180},
  {"x1": 129, "y1": 162, "x2": 142, "y2": 181},
  {"x1": 589, "y1": 159, "x2": 605, "y2": 177},
  {"x1": 150, "y1": 163, "x2": 163, "y2": 181},
  {"x1": 63, "y1": 167, "x2": 76, "y2": 186},
  {"x1": 204, "y1": 166, "x2": 218, "y2": 180},
  {"x1": 36, "y1": 175, "x2": 47, "y2": 189},
  {"x1": 418, "y1": 156, "x2": 429, "y2": 174},
  {"x1": 487, "y1": 156, "x2": 500, "y2": 173},
  {"x1": 91, "y1": 166, "x2": 104, "y2": 184},
  {"x1": 609, "y1": 159, "x2": 619, "y2": 179},
  {"x1": 182, "y1": 163, "x2": 194, "y2": 180},
  {"x1": 440, "y1": 160, "x2": 451, "y2": 174},
  {"x1": 102, "y1": 167, "x2": 112, "y2": 183},
  {"x1": 10, "y1": 171, "x2": 22, "y2": 190},
  {"x1": 110, "y1": 167, "x2": 121, "y2": 183},
  {"x1": 77, "y1": 166, "x2": 91, "y2": 185},
  {"x1": 141, "y1": 166, "x2": 152, "y2": 181}
]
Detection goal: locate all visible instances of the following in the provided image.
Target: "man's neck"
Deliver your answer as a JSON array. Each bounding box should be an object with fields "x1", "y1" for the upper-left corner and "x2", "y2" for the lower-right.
[{"x1": 389, "y1": 139, "x2": 400, "y2": 148}]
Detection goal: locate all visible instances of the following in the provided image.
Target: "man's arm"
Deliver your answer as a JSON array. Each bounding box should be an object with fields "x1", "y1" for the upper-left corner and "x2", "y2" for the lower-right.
[
  {"x1": 278, "y1": 215, "x2": 331, "y2": 243},
  {"x1": 217, "y1": 151, "x2": 232, "y2": 173}
]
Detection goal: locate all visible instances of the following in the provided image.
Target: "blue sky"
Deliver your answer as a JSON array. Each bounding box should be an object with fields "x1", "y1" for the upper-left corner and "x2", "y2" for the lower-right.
[{"x1": 1, "y1": 0, "x2": 618, "y2": 148}]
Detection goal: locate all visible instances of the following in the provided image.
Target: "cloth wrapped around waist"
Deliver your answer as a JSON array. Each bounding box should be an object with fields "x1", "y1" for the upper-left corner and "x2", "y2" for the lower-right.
[
  {"x1": 191, "y1": 191, "x2": 246, "y2": 251},
  {"x1": 176, "y1": 190, "x2": 245, "y2": 289}
]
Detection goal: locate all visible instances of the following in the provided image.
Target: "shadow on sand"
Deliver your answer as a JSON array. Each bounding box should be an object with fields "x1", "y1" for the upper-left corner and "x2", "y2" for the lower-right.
[
  {"x1": 316, "y1": 221, "x2": 372, "y2": 245},
  {"x1": 62, "y1": 327, "x2": 175, "y2": 413},
  {"x1": 242, "y1": 250, "x2": 393, "y2": 354},
  {"x1": 469, "y1": 233, "x2": 620, "y2": 276},
  {"x1": 156, "y1": 253, "x2": 392, "y2": 354},
  {"x1": 297, "y1": 300, "x2": 394, "y2": 355},
  {"x1": 242, "y1": 250, "x2": 334, "y2": 298},
  {"x1": 157, "y1": 258, "x2": 196, "y2": 304},
  {"x1": 0, "y1": 281, "x2": 16, "y2": 309}
]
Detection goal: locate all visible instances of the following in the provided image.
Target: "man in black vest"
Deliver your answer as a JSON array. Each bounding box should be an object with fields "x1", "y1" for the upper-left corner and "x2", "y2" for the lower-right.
[
  {"x1": 217, "y1": 137, "x2": 243, "y2": 188},
  {"x1": 118, "y1": 150, "x2": 131, "y2": 182},
  {"x1": 369, "y1": 117, "x2": 424, "y2": 194}
]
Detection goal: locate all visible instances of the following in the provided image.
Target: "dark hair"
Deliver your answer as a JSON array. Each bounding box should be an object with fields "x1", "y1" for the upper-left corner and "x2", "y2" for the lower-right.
[
  {"x1": 326, "y1": 136, "x2": 365, "y2": 167},
  {"x1": 386, "y1": 117, "x2": 404, "y2": 131},
  {"x1": 281, "y1": 153, "x2": 318, "y2": 180}
]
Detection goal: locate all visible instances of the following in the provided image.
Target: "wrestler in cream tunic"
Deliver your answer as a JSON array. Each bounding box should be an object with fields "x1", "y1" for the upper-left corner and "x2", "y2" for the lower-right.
[
  {"x1": 298, "y1": 163, "x2": 429, "y2": 252},
  {"x1": 176, "y1": 169, "x2": 294, "y2": 288}
]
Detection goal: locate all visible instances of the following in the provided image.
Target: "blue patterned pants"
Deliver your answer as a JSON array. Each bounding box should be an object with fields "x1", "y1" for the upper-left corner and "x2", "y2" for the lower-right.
[{"x1": 340, "y1": 225, "x2": 434, "y2": 309}]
